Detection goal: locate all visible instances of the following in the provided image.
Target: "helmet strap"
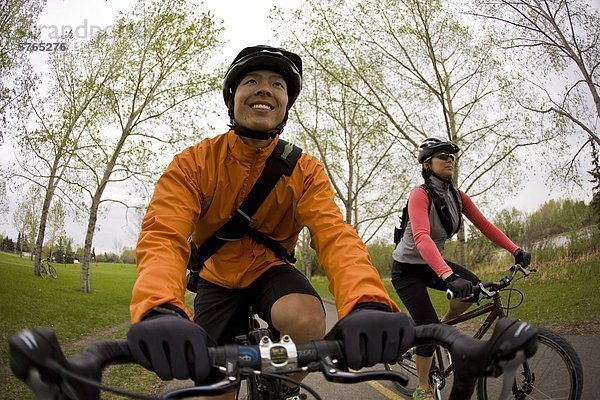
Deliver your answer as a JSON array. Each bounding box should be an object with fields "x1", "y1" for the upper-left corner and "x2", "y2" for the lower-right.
[{"x1": 227, "y1": 99, "x2": 289, "y2": 140}]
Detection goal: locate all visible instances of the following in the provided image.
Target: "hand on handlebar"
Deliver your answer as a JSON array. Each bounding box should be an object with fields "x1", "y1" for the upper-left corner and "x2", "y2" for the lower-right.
[
  {"x1": 444, "y1": 273, "x2": 473, "y2": 299},
  {"x1": 514, "y1": 248, "x2": 531, "y2": 267},
  {"x1": 325, "y1": 308, "x2": 415, "y2": 370},
  {"x1": 127, "y1": 314, "x2": 212, "y2": 383}
]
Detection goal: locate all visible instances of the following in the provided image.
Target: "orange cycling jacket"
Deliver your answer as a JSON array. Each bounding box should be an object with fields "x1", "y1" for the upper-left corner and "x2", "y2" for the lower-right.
[{"x1": 130, "y1": 131, "x2": 398, "y2": 322}]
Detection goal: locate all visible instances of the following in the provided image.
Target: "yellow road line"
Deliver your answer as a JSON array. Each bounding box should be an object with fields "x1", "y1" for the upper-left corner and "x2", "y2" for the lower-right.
[{"x1": 367, "y1": 381, "x2": 407, "y2": 399}]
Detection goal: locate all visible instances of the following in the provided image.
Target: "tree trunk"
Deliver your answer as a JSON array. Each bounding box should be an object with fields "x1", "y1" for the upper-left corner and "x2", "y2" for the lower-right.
[
  {"x1": 33, "y1": 174, "x2": 57, "y2": 276},
  {"x1": 299, "y1": 227, "x2": 312, "y2": 280},
  {"x1": 456, "y1": 223, "x2": 466, "y2": 266},
  {"x1": 81, "y1": 197, "x2": 101, "y2": 293},
  {"x1": 80, "y1": 132, "x2": 128, "y2": 292}
]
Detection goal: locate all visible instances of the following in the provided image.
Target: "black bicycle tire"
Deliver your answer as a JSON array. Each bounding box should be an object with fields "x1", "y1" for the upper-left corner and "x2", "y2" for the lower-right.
[
  {"x1": 49, "y1": 264, "x2": 58, "y2": 278},
  {"x1": 476, "y1": 328, "x2": 583, "y2": 400},
  {"x1": 39, "y1": 265, "x2": 48, "y2": 278},
  {"x1": 384, "y1": 348, "x2": 419, "y2": 397},
  {"x1": 237, "y1": 374, "x2": 263, "y2": 400}
]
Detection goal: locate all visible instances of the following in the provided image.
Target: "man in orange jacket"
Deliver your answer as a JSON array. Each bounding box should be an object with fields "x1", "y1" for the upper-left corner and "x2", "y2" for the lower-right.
[{"x1": 127, "y1": 45, "x2": 415, "y2": 399}]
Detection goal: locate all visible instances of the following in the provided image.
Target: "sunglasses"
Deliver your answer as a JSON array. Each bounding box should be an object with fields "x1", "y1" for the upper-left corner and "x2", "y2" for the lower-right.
[{"x1": 433, "y1": 152, "x2": 456, "y2": 161}]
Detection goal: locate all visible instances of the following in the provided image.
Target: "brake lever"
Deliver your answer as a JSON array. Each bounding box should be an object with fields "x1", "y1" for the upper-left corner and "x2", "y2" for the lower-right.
[
  {"x1": 319, "y1": 357, "x2": 408, "y2": 385},
  {"x1": 477, "y1": 283, "x2": 495, "y2": 298},
  {"x1": 496, "y1": 350, "x2": 527, "y2": 400}
]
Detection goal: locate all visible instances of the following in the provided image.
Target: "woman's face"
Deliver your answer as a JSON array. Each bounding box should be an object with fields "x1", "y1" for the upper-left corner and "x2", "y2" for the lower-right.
[{"x1": 425, "y1": 152, "x2": 455, "y2": 180}]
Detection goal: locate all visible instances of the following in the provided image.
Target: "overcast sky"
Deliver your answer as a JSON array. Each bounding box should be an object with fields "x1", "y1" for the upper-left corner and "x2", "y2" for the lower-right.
[{"x1": 0, "y1": 0, "x2": 594, "y2": 253}]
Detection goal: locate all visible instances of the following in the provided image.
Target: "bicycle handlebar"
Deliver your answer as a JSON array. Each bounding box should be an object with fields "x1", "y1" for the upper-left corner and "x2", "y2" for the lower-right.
[
  {"x1": 446, "y1": 263, "x2": 536, "y2": 300},
  {"x1": 9, "y1": 317, "x2": 538, "y2": 400}
]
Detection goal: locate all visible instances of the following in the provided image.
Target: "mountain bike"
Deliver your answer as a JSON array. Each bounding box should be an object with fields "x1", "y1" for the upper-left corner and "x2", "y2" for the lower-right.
[
  {"x1": 40, "y1": 257, "x2": 58, "y2": 279},
  {"x1": 9, "y1": 316, "x2": 538, "y2": 400},
  {"x1": 384, "y1": 263, "x2": 584, "y2": 399}
]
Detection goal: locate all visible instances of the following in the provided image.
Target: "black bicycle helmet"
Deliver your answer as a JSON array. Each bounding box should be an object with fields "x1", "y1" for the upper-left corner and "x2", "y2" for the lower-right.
[
  {"x1": 417, "y1": 137, "x2": 460, "y2": 163},
  {"x1": 223, "y1": 45, "x2": 303, "y2": 110},
  {"x1": 223, "y1": 45, "x2": 303, "y2": 140}
]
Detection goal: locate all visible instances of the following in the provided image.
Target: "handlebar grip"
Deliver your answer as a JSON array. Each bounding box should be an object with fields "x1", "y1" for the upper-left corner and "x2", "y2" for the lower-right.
[
  {"x1": 9, "y1": 328, "x2": 68, "y2": 379},
  {"x1": 446, "y1": 289, "x2": 455, "y2": 300}
]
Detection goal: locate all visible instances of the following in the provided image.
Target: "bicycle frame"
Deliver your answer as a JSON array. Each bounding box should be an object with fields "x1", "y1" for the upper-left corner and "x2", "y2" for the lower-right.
[
  {"x1": 430, "y1": 292, "x2": 506, "y2": 384},
  {"x1": 445, "y1": 292, "x2": 506, "y2": 338}
]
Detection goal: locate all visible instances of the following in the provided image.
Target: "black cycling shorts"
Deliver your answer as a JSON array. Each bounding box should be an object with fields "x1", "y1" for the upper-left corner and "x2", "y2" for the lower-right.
[
  {"x1": 193, "y1": 264, "x2": 323, "y2": 344},
  {"x1": 391, "y1": 259, "x2": 480, "y2": 357}
]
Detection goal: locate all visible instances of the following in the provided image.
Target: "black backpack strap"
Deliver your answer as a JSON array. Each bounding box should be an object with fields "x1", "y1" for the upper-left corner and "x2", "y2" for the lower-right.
[
  {"x1": 423, "y1": 182, "x2": 457, "y2": 238},
  {"x1": 394, "y1": 184, "x2": 433, "y2": 245},
  {"x1": 419, "y1": 184, "x2": 433, "y2": 212},
  {"x1": 187, "y1": 140, "x2": 302, "y2": 292},
  {"x1": 239, "y1": 140, "x2": 300, "y2": 217}
]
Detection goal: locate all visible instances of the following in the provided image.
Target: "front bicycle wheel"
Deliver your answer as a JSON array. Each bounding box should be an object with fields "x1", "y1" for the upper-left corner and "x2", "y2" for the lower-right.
[
  {"x1": 39, "y1": 265, "x2": 48, "y2": 278},
  {"x1": 48, "y1": 264, "x2": 57, "y2": 278},
  {"x1": 237, "y1": 376, "x2": 282, "y2": 400},
  {"x1": 384, "y1": 348, "x2": 418, "y2": 396},
  {"x1": 384, "y1": 347, "x2": 448, "y2": 399},
  {"x1": 476, "y1": 328, "x2": 583, "y2": 399}
]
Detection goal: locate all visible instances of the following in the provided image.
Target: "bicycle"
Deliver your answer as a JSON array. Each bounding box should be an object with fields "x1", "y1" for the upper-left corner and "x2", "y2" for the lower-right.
[
  {"x1": 384, "y1": 263, "x2": 584, "y2": 400},
  {"x1": 233, "y1": 309, "x2": 298, "y2": 400},
  {"x1": 9, "y1": 316, "x2": 538, "y2": 400},
  {"x1": 40, "y1": 258, "x2": 58, "y2": 279}
]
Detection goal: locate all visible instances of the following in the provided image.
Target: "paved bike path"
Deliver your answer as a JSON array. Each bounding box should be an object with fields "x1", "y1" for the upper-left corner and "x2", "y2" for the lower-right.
[
  {"x1": 567, "y1": 334, "x2": 598, "y2": 400},
  {"x1": 161, "y1": 301, "x2": 598, "y2": 399}
]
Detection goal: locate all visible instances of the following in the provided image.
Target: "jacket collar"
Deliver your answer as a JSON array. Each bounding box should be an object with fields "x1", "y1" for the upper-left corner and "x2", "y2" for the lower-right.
[
  {"x1": 226, "y1": 130, "x2": 280, "y2": 164},
  {"x1": 428, "y1": 174, "x2": 453, "y2": 192}
]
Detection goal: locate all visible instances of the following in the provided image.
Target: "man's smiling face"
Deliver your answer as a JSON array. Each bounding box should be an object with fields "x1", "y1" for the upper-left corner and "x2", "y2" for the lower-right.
[{"x1": 233, "y1": 70, "x2": 289, "y2": 132}]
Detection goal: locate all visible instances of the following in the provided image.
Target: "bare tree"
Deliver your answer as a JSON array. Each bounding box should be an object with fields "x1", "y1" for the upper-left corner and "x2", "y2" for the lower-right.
[
  {"x1": 0, "y1": 0, "x2": 46, "y2": 144},
  {"x1": 46, "y1": 201, "x2": 66, "y2": 259},
  {"x1": 8, "y1": 36, "x2": 119, "y2": 276},
  {"x1": 290, "y1": 62, "x2": 412, "y2": 242},
  {"x1": 0, "y1": 181, "x2": 8, "y2": 223},
  {"x1": 297, "y1": 227, "x2": 313, "y2": 279},
  {"x1": 69, "y1": 0, "x2": 223, "y2": 293},
  {"x1": 275, "y1": 0, "x2": 551, "y2": 262},
  {"x1": 472, "y1": 0, "x2": 599, "y2": 146},
  {"x1": 12, "y1": 185, "x2": 42, "y2": 262}
]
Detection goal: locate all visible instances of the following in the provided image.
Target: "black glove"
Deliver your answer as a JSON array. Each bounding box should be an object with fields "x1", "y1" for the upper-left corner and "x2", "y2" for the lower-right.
[
  {"x1": 444, "y1": 273, "x2": 473, "y2": 299},
  {"x1": 514, "y1": 248, "x2": 531, "y2": 267},
  {"x1": 127, "y1": 314, "x2": 211, "y2": 383},
  {"x1": 325, "y1": 309, "x2": 415, "y2": 370}
]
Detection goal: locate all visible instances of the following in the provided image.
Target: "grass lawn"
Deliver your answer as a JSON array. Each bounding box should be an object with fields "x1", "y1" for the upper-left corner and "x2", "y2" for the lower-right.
[
  {"x1": 0, "y1": 251, "x2": 157, "y2": 400},
  {"x1": 312, "y1": 258, "x2": 600, "y2": 328},
  {"x1": 1, "y1": 250, "x2": 598, "y2": 399}
]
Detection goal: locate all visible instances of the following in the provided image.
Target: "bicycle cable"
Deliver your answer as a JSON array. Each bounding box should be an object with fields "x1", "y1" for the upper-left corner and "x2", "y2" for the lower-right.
[
  {"x1": 47, "y1": 359, "x2": 161, "y2": 400},
  {"x1": 502, "y1": 275, "x2": 526, "y2": 316},
  {"x1": 260, "y1": 371, "x2": 322, "y2": 400},
  {"x1": 49, "y1": 357, "x2": 324, "y2": 400}
]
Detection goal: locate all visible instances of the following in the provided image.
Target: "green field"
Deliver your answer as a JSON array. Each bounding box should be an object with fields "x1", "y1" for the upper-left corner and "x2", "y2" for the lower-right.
[
  {"x1": 0, "y1": 252, "x2": 157, "y2": 400},
  {"x1": 314, "y1": 259, "x2": 600, "y2": 327},
  {"x1": 1, "y1": 251, "x2": 598, "y2": 399}
]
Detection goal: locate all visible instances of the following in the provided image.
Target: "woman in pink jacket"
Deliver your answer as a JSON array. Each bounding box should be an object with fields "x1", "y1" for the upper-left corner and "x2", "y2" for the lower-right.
[{"x1": 391, "y1": 137, "x2": 531, "y2": 400}]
